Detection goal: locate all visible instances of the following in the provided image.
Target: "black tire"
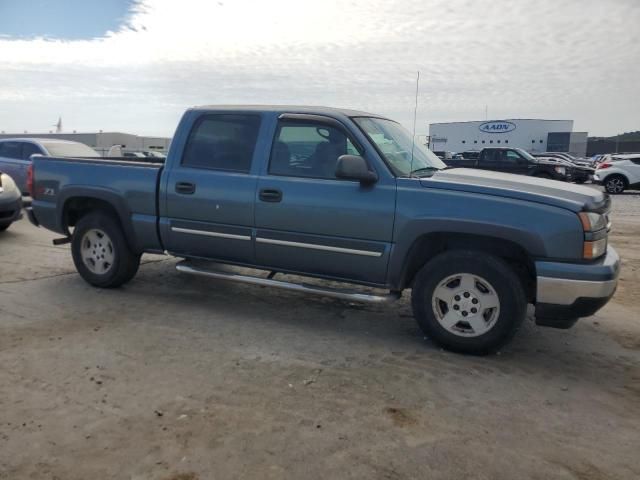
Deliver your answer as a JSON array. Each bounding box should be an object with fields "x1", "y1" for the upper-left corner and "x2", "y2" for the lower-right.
[
  {"x1": 411, "y1": 250, "x2": 527, "y2": 355},
  {"x1": 71, "y1": 211, "x2": 141, "y2": 288},
  {"x1": 603, "y1": 175, "x2": 627, "y2": 194},
  {"x1": 574, "y1": 178, "x2": 586, "y2": 184},
  {"x1": 0, "y1": 223, "x2": 10, "y2": 232}
]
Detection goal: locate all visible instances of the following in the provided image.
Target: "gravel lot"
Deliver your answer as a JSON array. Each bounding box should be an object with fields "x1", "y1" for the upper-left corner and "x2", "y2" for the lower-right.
[{"x1": 1, "y1": 190, "x2": 639, "y2": 480}]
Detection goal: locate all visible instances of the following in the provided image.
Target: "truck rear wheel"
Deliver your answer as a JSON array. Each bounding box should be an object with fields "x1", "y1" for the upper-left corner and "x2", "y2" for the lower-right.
[
  {"x1": 411, "y1": 250, "x2": 527, "y2": 355},
  {"x1": 71, "y1": 211, "x2": 141, "y2": 288}
]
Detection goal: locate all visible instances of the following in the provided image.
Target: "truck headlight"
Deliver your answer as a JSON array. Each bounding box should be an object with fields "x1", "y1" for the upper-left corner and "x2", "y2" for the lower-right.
[
  {"x1": 578, "y1": 212, "x2": 608, "y2": 259},
  {"x1": 578, "y1": 212, "x2": 608, "y2": 231},
  {"x1": 554, "y1": 166, "x2": 566, "y2": 175}
]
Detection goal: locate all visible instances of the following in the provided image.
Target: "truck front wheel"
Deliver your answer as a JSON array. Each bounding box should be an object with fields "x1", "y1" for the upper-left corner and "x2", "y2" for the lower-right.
[
  {"x1": 411, "y1": 250, "x2": 527, "y2": 355},
  {"x1": 71, "y1": 211, "x2": 141, "y2": 288}
]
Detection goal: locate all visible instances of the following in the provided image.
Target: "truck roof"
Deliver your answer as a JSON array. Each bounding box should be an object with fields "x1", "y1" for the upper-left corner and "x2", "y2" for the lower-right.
[{"x1": 190, "y1": 104, "x2": 387, "y2": 118}]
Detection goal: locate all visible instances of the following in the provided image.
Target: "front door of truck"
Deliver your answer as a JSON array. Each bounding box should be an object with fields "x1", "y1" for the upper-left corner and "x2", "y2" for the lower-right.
[
  {"x1": 501, "y1": 149, "x2": 529, "y2": 175},
  {"x1": 162, "y1": 113, "x2": 262, "y2": 264},
  {"x1": 254, "y1": 115, "x2": 396, "y2": 285}
]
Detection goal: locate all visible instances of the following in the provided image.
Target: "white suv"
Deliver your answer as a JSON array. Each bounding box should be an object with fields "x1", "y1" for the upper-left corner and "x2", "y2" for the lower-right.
[{"x1": 593, "y1": 154, "x2": 640, "y2": 194}]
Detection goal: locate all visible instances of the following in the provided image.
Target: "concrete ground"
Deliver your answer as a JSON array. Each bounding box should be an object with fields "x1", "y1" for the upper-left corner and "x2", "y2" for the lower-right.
[{"x1": 1, "y1": 192, "x2": 639, "y2": 480}]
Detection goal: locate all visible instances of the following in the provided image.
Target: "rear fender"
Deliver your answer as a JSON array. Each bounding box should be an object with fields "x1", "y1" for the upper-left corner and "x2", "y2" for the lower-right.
[{"x1": 58, "y1": 187, "x2": 140, "y2": 253}]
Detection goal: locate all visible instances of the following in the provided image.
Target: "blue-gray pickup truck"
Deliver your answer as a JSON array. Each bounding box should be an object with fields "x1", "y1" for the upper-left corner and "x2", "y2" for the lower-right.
[{"x1": 26, "y1": 106, "x2": 619, "y2": 354}]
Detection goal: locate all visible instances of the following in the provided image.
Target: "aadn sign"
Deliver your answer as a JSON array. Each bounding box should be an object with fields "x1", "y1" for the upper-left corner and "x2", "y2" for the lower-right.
[{"x1": 478, "y1": 121, "x2": 516, "y2": 134}]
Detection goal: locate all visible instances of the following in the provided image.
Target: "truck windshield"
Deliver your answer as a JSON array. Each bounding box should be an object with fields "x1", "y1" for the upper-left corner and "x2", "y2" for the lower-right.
[
  {"x1": 42, "y1": 142, "x2": 98, "y2": 157},
  {"x1": 353, "y1": 117, "x2": 446, "y2": 177}
]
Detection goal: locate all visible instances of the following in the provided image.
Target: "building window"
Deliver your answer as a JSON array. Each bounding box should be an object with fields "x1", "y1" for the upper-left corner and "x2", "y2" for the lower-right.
[
  {"x1": 481, "y1": 140, "x2": 485, "y2": 144},
  {"x1": 474, "y1": 140, "x2": 477, "y2": 144},
  {"x1": 489, "y1": 140, "x2": 493, "y2": 144},
  {"x1": 497, "y1": 140, "x2": 501, "y2": 144},
  {"x1": 532, "y1": 140, "x2": 535, "y2": 143},
  {"x1": 462, "y1": 140, "x2": 466, "y2": 144},
  {"x1": 505, "y1": 140, "x2": 508, "y2": 143},
  {"x1": 540, "y1": 140, "x2": 543, "y2": 143}
]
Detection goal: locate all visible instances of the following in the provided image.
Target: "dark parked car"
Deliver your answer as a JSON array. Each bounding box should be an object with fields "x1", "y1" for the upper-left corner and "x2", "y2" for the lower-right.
[
  {"x1": 0, "y1": 172, "x2": 22, "y2": 231},
  {"x1": 531, "y1": 152, "x2": 594, "y2": 183},
  {"x1": 444, "y1": 147, "x2": 572, "y2": 181},
  {"x1": 27, "y1": 106, "x2": 618, "y2": 354}
]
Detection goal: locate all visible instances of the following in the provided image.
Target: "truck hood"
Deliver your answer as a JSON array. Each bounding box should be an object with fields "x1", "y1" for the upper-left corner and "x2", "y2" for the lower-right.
[{"x1": 420, "y1": 168, "x2": 608, "y2": 212}]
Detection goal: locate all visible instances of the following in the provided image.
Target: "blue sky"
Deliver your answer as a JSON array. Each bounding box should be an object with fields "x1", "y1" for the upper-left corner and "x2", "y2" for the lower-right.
[
  {"x1": 0, "y1": 0, "x2": 638, "y2": 137},
  {"x1": 0, "y1": 0, "x2": 135, "y2": 39}
]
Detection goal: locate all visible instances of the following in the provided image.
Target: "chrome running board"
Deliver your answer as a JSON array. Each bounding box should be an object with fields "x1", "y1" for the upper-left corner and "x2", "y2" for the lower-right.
[{"x1": 176, "y1": 261, "x2": 400, "y2": 304}]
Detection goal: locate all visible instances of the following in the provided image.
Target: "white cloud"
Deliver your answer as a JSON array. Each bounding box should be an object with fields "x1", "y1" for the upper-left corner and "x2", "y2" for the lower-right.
[{"x1": 0, "y1": 0, "x2": 638, "y2": 136}]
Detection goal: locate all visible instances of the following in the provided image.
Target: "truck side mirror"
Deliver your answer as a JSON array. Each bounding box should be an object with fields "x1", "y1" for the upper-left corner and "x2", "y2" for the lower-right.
[{"x1": 335, "y1": 155, "x2": 378, "y2": 185}]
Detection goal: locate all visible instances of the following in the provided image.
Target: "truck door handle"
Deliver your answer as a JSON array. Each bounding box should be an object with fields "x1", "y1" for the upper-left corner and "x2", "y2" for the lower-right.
[
  {"x1": 259, "y1": 188, "x2": 282, "y2": 202},
  {"x1": 175, "y1": 182, "x2": 196, "y2": 195}
]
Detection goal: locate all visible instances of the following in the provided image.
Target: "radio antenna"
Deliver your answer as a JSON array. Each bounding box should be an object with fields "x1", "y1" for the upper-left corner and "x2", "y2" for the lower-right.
[{"x1": 409, "y1": 71, "x2": 420, "y2": 177}]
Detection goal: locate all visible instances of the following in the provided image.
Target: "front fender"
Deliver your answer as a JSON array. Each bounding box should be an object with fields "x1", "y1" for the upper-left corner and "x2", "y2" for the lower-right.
[{"x1": 388, "y1": 186, "x2": 584, "y2": 288}]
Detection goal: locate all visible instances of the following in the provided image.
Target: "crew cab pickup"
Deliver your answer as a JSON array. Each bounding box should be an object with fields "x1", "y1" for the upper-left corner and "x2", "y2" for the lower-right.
[
  {"x1": 26, "y1": 106, "x2": 619, "y2": 354},
  {"x1": 447, "y1": 147, "x2": 572, "y2": 181}
]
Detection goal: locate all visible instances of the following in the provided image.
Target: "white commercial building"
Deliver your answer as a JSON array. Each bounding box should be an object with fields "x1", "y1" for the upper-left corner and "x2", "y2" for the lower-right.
[{"x1": 429, "y1": 119, "x2": 588, "y2": 157}]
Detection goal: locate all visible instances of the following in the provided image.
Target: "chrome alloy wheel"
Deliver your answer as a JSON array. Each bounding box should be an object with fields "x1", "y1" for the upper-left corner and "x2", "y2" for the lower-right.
[
  {"x1": 431, "y1": 273, "x2": 500, "y2": 337},
  {"x1": 80, "y1": 228, "x2": 115, "y2": 274},
  {"x1": 605, "y1": 177, "x2": 625, "y2": 194}
]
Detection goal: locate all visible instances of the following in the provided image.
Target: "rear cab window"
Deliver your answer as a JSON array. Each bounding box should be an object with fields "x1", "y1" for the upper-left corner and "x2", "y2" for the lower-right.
[{"x1": 182, "y1": 114, "x2": 262, "y2": 173}]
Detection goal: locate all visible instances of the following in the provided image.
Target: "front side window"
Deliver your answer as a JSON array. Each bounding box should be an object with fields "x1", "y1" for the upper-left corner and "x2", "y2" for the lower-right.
[
  {"x1": 269, "y1": 121, "x2": 359, "y2": 179},
  {"x1": 353, "y1": 117, "x2": 445, "y2": 177},
  {"x1": 503, "y1": 150, "x2": 523, "y2": 164},
  {"x1": 182, "y1": 114, "x2": 261, "y2": 172}
]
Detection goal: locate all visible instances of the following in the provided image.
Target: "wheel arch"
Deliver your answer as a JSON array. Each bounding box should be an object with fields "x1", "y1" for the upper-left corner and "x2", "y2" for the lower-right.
[
  {"x1": 397, "y1": 232, "x2": 536, "y2": 301},
  {"x1": 59, "y1": 188, "x2": 140, "y2": 253}
]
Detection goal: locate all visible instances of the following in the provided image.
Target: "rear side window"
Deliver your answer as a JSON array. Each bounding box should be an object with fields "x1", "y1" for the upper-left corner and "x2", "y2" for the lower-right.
[
  {"x1": 481, "y1": 149, "x2": 500, "y2": 165},
  {"x1": 0, "y1": 141, "x2": 22, "y2": 159},
  {"x1": 182, "y1": 114, "x2": 261, "y2": 173}
]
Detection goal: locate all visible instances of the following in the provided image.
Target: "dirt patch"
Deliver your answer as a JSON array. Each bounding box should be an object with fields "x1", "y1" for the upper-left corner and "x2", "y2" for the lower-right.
[
  {"x1": 163, "y1": 473, "x2": 199, "y2": 480},
  {"x1": 384, "y1": 407, "x2": 417, "y2": 428}
]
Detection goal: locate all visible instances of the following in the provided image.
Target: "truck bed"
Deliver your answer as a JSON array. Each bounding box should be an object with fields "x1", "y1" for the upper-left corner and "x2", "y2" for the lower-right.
[{"x1": 31, "y1": 156, "x2": 164, "y2": 252}]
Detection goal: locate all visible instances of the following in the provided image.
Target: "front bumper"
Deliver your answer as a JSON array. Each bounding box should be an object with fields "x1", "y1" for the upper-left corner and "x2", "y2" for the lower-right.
[
  {"x1": 0, "y1": 196, "x2": 23, "y2": 225},
  {"x1": 534, "y1": 246, "x2": 619, "y2": 328}
]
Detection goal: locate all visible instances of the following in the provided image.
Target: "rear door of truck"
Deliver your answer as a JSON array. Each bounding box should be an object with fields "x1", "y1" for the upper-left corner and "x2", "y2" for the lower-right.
[{"x1": 160, "y1": 111, "x2": 264, "y2": 264}]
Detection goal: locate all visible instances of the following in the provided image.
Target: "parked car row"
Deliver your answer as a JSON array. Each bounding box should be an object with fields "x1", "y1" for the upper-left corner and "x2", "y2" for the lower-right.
[{"x1": 442, "y1": 147, "x2": 589, "y2": 182}]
